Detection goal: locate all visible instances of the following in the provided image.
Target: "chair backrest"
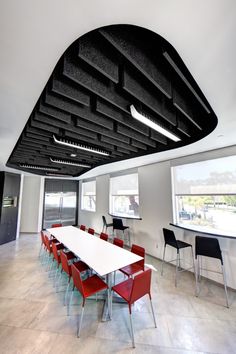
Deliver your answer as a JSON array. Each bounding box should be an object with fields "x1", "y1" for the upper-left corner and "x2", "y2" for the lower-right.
[
  {"x1": 71, "y1": 263, "x2": 85, "y2": 298},
  {"x1": 195, "y1": 236, "x2": 223, "y2": 264},
  {"x1": 60, "y1": 250, "x2": 71, "y2": 276},
  {"x1": 51, "y1": 223, "x2": 62, "y2": 228},
  {"x1": 102, "y1": 216, "x2": 107, "y2": 227},
  {"x1": 52, "y1": 242, "x2": 60, "y2": 264},
  {"x1": 131, "y1": 244, "x2": 145, "y2": 269},
  {"x1": 113, "y1": 237, "x2": 124, "y2": 248},
  {"x1": 44, "y1": 234, "x2": 51, "y2": 252},
  {"x1": 163, "y1": 228, "x2": 178, "y2": 248},
  {"x1": 113, "y1": 218, "x2": 124, "y2": 230},
  {"x1": 80, "y1": 225, "x2": 86, "y2": 231},
  {"x1": 88, "y1": 228, "x2": 95, "y2": 235},
  {"x1": 130, "y1": 268, "x2": 152, "y2": 308},
  {"x1": 40, "y1": 231, "x2": 46, "y2": 246},
  {"x1": 100, "y1": 232, "x2": 108, "y2": 241}
]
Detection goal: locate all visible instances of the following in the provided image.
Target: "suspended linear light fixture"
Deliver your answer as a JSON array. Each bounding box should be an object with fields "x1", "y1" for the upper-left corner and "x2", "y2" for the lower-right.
[
  {"x1": 46, "y1": 172, "x2": 73, "y2": 177},
  {"x1": 19, "y1": 164, "x2": 59, "y2": 171},
  {"x1": 50, "y1": 157, "x2": 91, "y2": 168},
  {"x1": 53, "y1": 135, "x2": 109, "y2": 156},
  {"x1": 130, "y1": 105, "x2": 181, "y2": 142}
]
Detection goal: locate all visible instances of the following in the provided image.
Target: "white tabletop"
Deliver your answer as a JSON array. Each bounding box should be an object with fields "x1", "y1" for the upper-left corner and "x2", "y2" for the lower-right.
[{"x1": 47, "y1": 226, "x2": 143, "y2": 277}]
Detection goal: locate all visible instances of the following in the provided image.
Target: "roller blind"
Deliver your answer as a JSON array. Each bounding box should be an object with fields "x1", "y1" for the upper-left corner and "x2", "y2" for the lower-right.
[
  {"x1": 110, "y1": 173, "x2": 139, "y2": 195},
  {"x1": 82, "y1": 180, "x2": 96, "y2": 196},
  {"x1": 172, "y1": 155, "x2": 236, "y2": 195}
]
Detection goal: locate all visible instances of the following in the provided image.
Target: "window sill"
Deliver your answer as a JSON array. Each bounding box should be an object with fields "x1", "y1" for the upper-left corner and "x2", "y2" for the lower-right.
[{"x1": 170, "y1": 223, "x2": 236, "y2": 239}]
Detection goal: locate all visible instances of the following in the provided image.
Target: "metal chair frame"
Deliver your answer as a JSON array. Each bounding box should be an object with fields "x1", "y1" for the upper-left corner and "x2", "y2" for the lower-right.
[{"x1": 195, "y1": 235, "x2": 229, "y2": 308}]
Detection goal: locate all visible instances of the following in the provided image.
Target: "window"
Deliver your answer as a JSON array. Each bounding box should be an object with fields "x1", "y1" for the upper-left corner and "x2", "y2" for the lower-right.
[
  {"x1": 171, "y1": 155, "x2": 236, "y2": 236},
  {"x1": 109, "y1": 173, "x2": 140, "y2": 218},
  {"x1": 81, "y1": 180, "x2": 96, "y2": 212}
]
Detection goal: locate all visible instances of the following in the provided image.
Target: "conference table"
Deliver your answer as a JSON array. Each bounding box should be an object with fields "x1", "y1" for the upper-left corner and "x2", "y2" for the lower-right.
[{"x1": 47, "y1": 226, "x2": 143, "y2": 320}]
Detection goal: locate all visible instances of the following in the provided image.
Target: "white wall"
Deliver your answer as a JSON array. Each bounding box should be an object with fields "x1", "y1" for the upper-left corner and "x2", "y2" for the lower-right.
[
  {"x1": 20, "y1": 176, "x2": 44, "y2": 233},
  {"x1": 78, "y1": 147, "x2": 236, "y2": 289}
]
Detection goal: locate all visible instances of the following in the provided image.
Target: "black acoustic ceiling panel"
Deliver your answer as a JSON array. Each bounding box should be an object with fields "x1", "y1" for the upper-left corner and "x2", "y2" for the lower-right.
[{"x1": 7, "y1": 25, "x2": 217, "y2": 176}]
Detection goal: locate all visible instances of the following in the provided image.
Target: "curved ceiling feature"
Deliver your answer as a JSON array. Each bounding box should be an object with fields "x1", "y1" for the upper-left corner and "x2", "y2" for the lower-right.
[{"x1": 6, "y1": 24, "x2": 217, "y2": 177}]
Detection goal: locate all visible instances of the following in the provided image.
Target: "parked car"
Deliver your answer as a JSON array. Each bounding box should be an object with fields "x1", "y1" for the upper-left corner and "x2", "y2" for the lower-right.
[{"x1": 179, "y1": 210, "x2": 191, "y2": 220}]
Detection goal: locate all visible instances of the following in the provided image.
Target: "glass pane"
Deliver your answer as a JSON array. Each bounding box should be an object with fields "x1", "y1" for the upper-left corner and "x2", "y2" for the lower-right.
[
  {"x1": 176, "y1": 195, "x2": 236, "y2": 234},
  {"x1": 82, "y1": 196, "x2": 96, "y2": 212},
  {"x1": 111, "y1": 195, "x2": 139, "y2": 217}
]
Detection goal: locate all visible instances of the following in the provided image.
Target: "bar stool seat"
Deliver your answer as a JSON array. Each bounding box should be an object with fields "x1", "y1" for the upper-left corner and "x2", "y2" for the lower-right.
[
  {"x1": 113, "y1": 218, "x2": 130, "y2": 246},
  {"x1": 195, "y1": 235, "x2": 229, "y2": 308}
]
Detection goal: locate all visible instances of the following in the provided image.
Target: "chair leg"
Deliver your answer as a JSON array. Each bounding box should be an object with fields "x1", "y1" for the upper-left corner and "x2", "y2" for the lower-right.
[
  {"x1": 175, "y1": 251, "x2": 180, "y2": 287},
  {"x1": 67, "y1": 287, "x2": 74, "y2": 316},
  {"x1": 191, "y1": 246, "x2": 196, "y2": 275},
  {"x1": 149, "y1": 298, "x2": 157, "y2": 328},
  {"x1": 56, "y1": 269, "x2": 63, "y2": 292},
  {"x1": 129, "y1": 312, "x2": 135, "y2": 348},
  {"x1": 77, "y1": 304, "x2": 85, "y2": 337},
  {"x1": 195, "y1": 256, "x2": 199, "y2": 297},
  {"x1": 53, "y1": 265, "x2": 59, "y2": 287},
  {"x1": 198, "y1": 256, "x2": 202, "y2": 281},
  {"x1": 127, "y1": 229, "x2": 131, "y2": 247},
  {"x1": 110, "y1": 290, "x2": 113, "y2": 319},
  {"x1": 221, "y1": 263, "x2": 229, "y2": 308},
  {"x1": 161, "y1": 245, "x2": 166, "y2": 276},
  {"x1": 64, "y1": 278, "x2": 71, "y2": 305}
]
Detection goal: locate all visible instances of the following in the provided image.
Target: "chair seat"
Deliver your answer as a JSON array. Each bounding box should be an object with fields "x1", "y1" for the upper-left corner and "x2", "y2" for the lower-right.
[
  {"x1": 83, "y1": 274, "x2": 108, "y2": 298},
  {"x1": 120, "y1": 263, "x2": 144, "y2": 277},
  {"x1": 176, "y1": 240, "x2": 192, "y2": 249},
  {"x1": 73, "y1": 260, "x2": 90, "y2": 273},
  {"x1": 65, "y1": 251, "x2": 75, "y2": 260},
  {"x1": 50, "y1": 238, "x2": 59, "y2": 244},
  {"x1": 106, "y1": 223, "x2": 113, "y2": 227},
  {"x1": 112, "y1": 277, "x2": 133, "y2": 302}
]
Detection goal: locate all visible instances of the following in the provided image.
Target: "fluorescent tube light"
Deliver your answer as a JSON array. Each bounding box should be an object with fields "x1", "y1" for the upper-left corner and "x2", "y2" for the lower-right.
[
  {"x1": 130, "y1": 105, "x2": 181, "y2": 142},
  {"x1": 50, "y1": 157, "x2": 91, "y2": 168},
  {"x1": 19, "y1": 164, "x2": 59, "y2": 171},
  {"x1": 53, "y1": 135, "x2": 109, "y2": 156},
  {"x1": 46, "y1": 173, "x2": 73, "y2": 177}
]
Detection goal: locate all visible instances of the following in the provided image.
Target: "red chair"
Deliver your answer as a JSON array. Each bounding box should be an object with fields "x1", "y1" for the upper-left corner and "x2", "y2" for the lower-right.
[
  {"x1": 44, "y1": 234, "x2": 59, "y2": 268},
  {"x1": 59, "y1": 251, "x2": 89, "y2": 305},
  {"x1": 80, "y1": 225, "x2": 86, "y2": 231},
  {"x1": 100, "y1": 232, "x2": 108, "y2": 241},
  {"x1": 112, "y1": 268, "x2": 157, "y2": 348},
  {"x1": 71, "y1": 263, "x2": 108, "y2": 337},
  {"x1": 120, "y1": 244, "x2": 145, "y2": 277},
  {"x1": 51, "y1": 242, "x2": 73, "y2": 285},
  {"x1": 39, "y1": 231, "x2": 46, "y2": 258},
  {"x1": 51, "y1": 223, "x2": 62, "y2": 228},
  {"x1": 88, "y1": 228, "x2": 95, "y2": 235},
  {"x1": 113, "y1": 237, "x2": 124, "y2": 248}
]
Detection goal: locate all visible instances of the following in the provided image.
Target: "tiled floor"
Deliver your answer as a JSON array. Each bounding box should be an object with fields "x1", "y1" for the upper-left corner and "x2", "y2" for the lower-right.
[{"x1": 0, "y1": 234, "x2": 235, "y2": 354}]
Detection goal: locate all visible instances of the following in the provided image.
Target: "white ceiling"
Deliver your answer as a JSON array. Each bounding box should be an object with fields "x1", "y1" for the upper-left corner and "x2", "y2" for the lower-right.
[{"x1": 1, "y1": 0, "x2": 236, "y2": 179}]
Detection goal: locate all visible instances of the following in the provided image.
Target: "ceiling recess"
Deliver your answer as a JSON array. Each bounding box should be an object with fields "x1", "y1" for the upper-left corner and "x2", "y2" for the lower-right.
[{"x1": 7, "y1": 24, "x2": 217, "y2": 176}]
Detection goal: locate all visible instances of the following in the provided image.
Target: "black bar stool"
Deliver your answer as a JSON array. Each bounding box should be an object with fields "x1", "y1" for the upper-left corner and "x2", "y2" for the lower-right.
[
  {"x1": 102, "y1": 215, "x2": 113, "y2": 233},
  {"x1": 113, "y1": 218, "x2": 130, "y2": 246},
  {"x1": 195, "y1": 236, "x2": 229, "y2": 308},
  {"x1": 161, "y1": 228, "x2": 195, "y2": 287}
]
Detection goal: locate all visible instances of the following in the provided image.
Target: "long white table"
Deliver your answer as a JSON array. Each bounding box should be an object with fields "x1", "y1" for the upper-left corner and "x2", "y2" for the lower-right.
[
  {"x1": 47, "y1": 226, "x2": 142, "y2": 276},
  {"x1": 47, "y1": 226, "x2": 143, "y2": 320}
]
